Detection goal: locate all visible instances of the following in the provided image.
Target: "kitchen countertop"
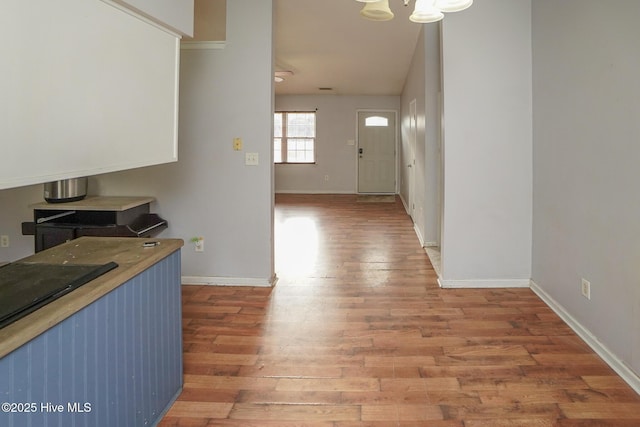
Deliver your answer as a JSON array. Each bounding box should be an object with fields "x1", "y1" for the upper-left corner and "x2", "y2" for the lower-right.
[
  {"x1": 30, "y1": 196, "x2": 155, "y2": 211},
  {"x1": 0, "y1": 236, "x2": 183, "y2": 358}
]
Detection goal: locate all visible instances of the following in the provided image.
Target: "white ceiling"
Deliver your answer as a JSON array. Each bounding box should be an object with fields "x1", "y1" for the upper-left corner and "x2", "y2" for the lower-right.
[{"x1": 274, "y1": 0, "x2": 424, "y2": 96}]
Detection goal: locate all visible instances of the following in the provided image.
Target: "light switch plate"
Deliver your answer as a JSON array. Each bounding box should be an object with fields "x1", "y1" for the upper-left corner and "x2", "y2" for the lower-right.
[{"x1": 245, "y1": 152, "x2": 259, "y2": 166}]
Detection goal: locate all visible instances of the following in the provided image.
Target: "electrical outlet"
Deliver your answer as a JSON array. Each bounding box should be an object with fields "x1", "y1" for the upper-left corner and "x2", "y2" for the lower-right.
[
  {"x1": 194, "y1": 237, "x2": 204, "y2": 253},
  {"x1": 324, "y1": 175, "x2": 329, "y2": 181},
  {"x1": 581, "y1": 278, "x2": 591, "y2": 300},
  {"x1": 0, "y1": 235, "x2": 9, "y2": 248},
  {"x1": 233, "y1": 137, "x2": 243, "y2": 151}
]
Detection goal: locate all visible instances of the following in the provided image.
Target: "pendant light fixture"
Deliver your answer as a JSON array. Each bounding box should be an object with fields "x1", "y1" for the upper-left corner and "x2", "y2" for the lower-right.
[
  {"x1": 355, "y1": 0, "x2": 472, "y2": 23},
  {"x1": 410, "y1": 0, "x2": 444, "y2": 23},
  {"x1": 436, "y1": 0, "x2": 473, "y2": 13},
  {"x1": 360, "y1": 0, "x2": 394, "y2": 22}
]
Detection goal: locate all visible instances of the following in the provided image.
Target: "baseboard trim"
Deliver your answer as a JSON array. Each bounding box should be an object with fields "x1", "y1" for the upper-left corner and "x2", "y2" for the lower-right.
[
  {"x1": 413, "y1": 224, "x2": 425, "y2": 247},
  {"x1": 399, "y1": 193, "x2": 410, "y2": 213},
  {"x1": 438, "y1": 278, "x2": 531, "y2": 289},
  {"x1": 180, "y1": 41, "x2": 226, "y2": 50},
  {"x1": 182, "y1": 275, "x2": 277, "y2": 287},
  {"x1": 155, "y1": 386, "x2": 183, "y2": 426},
  {"x1": 530, "y1": 280, "x2": 640, "y2": 395},
  {"x1": 424, "y1": 241, "x2": 438, "y2": 248},
  {"x1": 275, "y1": 190, "x2": 355, "y2": 194}
]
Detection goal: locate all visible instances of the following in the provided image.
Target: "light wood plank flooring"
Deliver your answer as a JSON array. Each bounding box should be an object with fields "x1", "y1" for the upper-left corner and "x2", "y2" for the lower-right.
[{"x1": 160, "y1": 194, "x2": 640, "y2": 426}]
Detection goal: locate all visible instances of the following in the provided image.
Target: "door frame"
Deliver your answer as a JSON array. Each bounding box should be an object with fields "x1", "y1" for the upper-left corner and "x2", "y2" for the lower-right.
[
  {"x1": 355, "y1": 109, "x2": 399, "y2": 194},
  {"x1": 408, "y1": 99, "x2": 417, "y2": 220}
]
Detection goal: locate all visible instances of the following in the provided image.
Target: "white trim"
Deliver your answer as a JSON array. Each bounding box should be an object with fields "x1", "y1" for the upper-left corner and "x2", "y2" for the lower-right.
[
  {"x1": 399, "y1": 193, "x2": 410, "y2": 213},
  {"x1": 438, "y1": 278, "x2": 531, "y2": 289},
  {"x1": 182, "y1": 275, "x2": 276, "y2": 287},
  {"x1": 100, "y1": 0, "x2": 183, "y2": 37},
  {"x1": 275, "y1": 190, "x2": 355, "y2": 194},
  {"x1": 172, "y1": 37, "x2": 180, "y2": 160},
  {"x1": 424, "y1": 247, "x2": 441, "y2": 278},
  {"x1": 530, "y1": 281, "x2": 640, "y2": 395},
  {"x1": 401, "y1": 193, "x2": 437, "y2": 249},
  {"x1": 408, "y1": 99, "x2": 417, "y2": 224},
  {"x1": 413, "y1": 224, "x2": 425, "y2": 247},
  {"x1": 180, "y1": 41, "x2": 226, "y2": 50}
]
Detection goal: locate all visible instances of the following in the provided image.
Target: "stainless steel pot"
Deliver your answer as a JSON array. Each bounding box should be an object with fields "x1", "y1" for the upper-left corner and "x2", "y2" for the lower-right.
[{"x1": 44, "y1": 177, "x2": 88, "y2": 203}]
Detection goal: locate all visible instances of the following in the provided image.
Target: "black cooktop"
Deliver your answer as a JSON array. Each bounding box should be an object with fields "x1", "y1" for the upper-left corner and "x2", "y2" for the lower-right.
[{"x1": 0, "y1": 261, "x2": 118, "y2": 329}]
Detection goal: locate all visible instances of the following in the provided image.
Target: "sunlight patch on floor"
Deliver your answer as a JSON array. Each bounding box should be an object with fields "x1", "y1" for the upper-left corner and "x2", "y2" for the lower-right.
[{"x1": 276, "y1": 217, "x2": 319, "y2": 276}]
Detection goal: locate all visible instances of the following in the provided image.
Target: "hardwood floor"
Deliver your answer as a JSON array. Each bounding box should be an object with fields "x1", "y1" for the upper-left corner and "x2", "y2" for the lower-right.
[{"x1": 160, "y1": 194, "x2": 640, "y2": 426}]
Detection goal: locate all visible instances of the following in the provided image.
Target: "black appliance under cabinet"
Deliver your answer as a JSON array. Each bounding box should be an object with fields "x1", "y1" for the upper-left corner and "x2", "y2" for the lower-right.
[{"x1": 22, "y1": 196, "x2": 168, "y2": 252}]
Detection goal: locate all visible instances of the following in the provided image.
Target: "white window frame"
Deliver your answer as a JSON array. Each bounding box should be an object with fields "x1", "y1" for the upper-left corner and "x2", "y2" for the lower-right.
[{"x1": 274, "y1": 111, "x2": 316, "y2": 164}]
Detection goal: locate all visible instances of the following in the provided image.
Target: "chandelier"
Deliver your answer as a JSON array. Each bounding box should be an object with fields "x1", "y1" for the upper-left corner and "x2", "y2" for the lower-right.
[{"x1": 356, "y1": 0, "x2": 473, "y2": 23}]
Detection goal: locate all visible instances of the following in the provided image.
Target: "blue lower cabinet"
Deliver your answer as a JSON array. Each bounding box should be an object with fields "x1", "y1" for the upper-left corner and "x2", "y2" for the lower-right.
[{"x1": 0, "y1": 250, "x2": 183, "y2": 427}]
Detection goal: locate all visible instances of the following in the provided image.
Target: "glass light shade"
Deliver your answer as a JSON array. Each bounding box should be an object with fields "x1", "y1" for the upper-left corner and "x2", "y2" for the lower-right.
[
  {"x1": 410, "y1": 0, "x2": 444, "y2": 23},
  {"x1": 435, "y1": 0, "x2": 473, "y2": 13},
  {"x1": 360, "y1": 0, "x2": 394, "y2": 21}
]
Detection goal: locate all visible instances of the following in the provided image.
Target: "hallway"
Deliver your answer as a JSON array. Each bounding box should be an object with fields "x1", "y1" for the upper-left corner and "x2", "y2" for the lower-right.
[{"x1": 160, "y1": 194, "x2": 640, "y2": 426}]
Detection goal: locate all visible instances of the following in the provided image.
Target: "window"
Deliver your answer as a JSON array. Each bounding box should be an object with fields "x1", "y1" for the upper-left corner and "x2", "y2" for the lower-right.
[
  {"x1": 365, "y1": 116, "x2": 389, "y2": 127},
  {"x1": 274, "y1": 112, "x2": 316, "y2": 163}
]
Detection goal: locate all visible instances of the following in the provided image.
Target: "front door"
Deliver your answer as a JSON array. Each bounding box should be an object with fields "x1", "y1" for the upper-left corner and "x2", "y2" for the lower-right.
[{"x1": 357, "y1": 111, "x2": 396, "y2": 193}]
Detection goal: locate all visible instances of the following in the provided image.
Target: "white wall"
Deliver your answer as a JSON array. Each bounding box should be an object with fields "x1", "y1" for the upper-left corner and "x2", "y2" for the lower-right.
[
  {"x1": 94, "y1": 0, "x2": 275, "y2": 285},
  {"x1": 400, "y1": 24, "x2": 441, "y2": 247},
  {"x1": 0, "y1": 185, "x2": 42, "y2": 262},
  {"x1": 274, "y1": 95, "x2": 400, "y2": 194},
  {"x1": 440, "y1": 0, "x2": 532, "y2": 286},
  {"x1": 532, "y1": 0, "x2": 640, "y2": 377},
  {"x1": 400, "y1": 28, "x2": 427, "y2": 242},
  {"x1": 423, "y1": 24, "x2": 442, "y2": 248}
]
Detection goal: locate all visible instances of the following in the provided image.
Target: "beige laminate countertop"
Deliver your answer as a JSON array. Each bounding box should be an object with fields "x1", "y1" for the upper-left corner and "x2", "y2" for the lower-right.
[
  {"x1": 0, "y1": 236, "x2": 183, "y2": 358},
  {"x1": 30, "y1": 196, "x2": 155, "y2": 211}
]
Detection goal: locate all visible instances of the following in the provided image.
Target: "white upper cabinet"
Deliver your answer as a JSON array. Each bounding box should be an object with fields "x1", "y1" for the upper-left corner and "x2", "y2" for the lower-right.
[{"x1": 0, "y1": 0, "x2": 194, "y2": 190}]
